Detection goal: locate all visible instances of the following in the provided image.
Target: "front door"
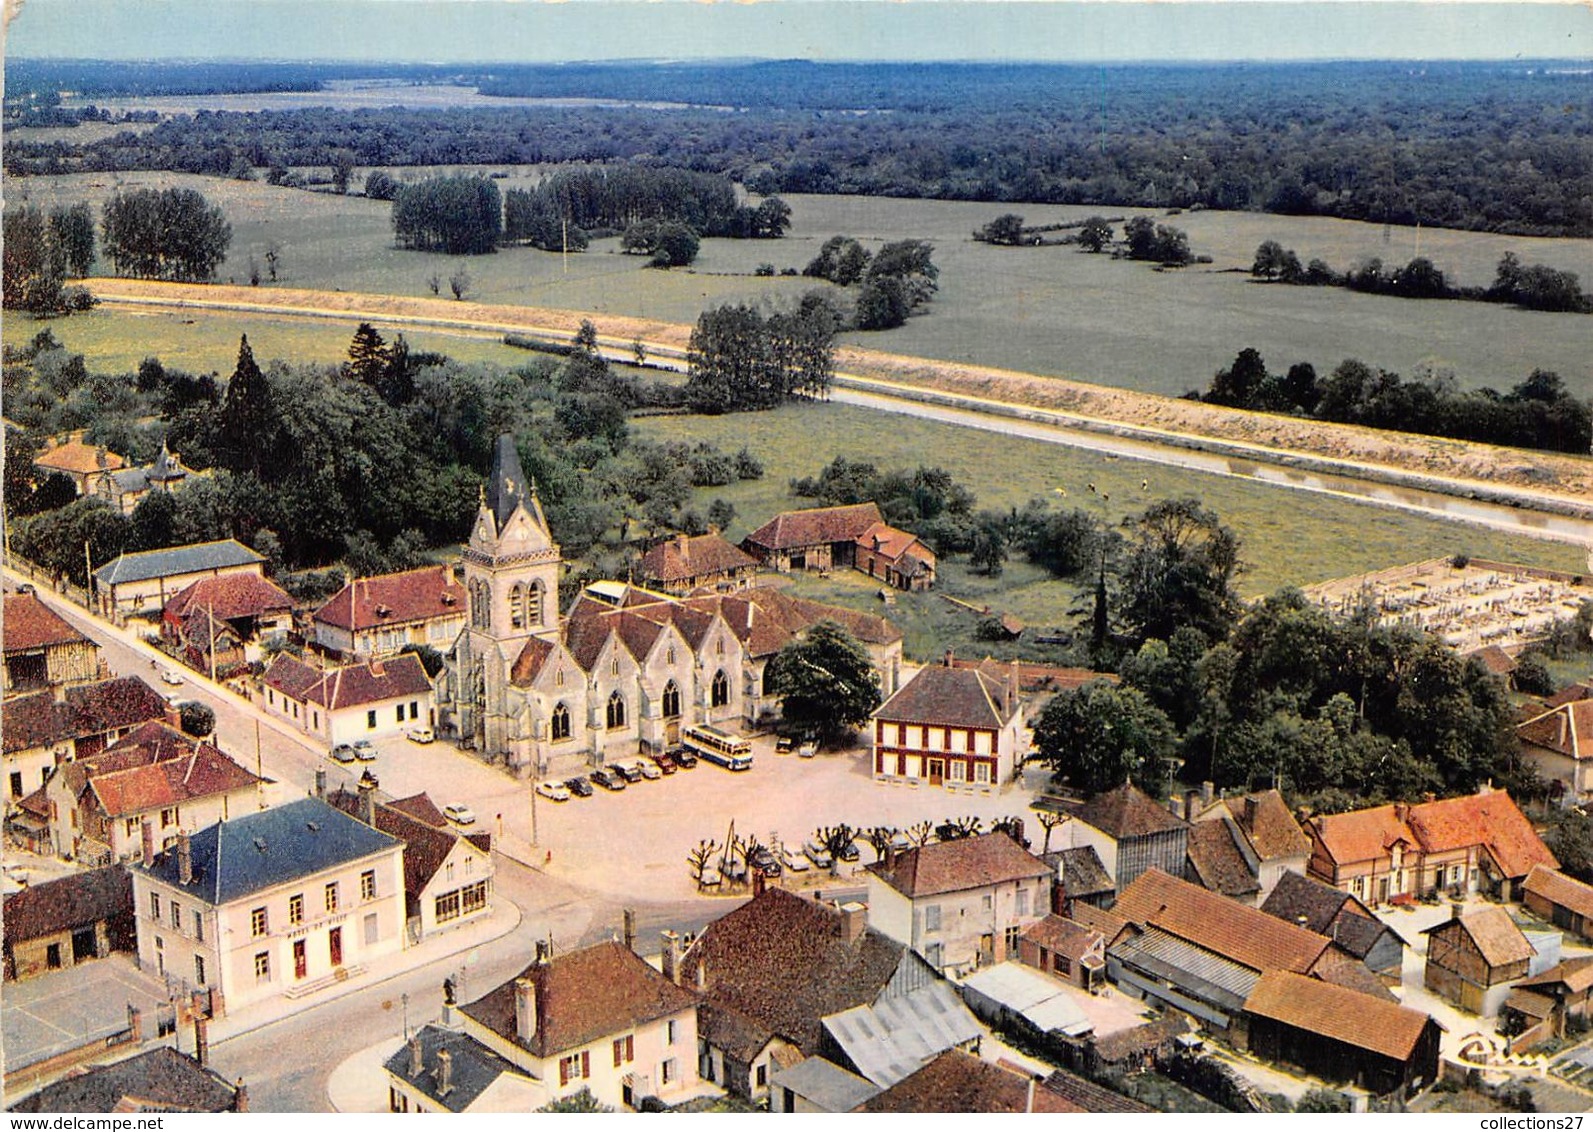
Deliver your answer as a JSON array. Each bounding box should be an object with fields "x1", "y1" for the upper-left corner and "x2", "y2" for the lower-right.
[
  {"x1": 329, "y1": 926, "x2": 343, "y2": 968},
  {"x1": 1377, "y1": 876, "x2": 1390, "y2": 905},
  {"x1": 927, "y1": 759, "x2": 944, "y2": 786},
  {"x1": 293, "y1": 939, "x2": 308, "y2": 980},
  {"x1": 46, "y1": 943, "x2": 62, "y2": 970}
]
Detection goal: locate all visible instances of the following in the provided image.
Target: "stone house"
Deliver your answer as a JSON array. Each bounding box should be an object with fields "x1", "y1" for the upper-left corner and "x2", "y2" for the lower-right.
[
  {"x1": 852, "y1": 521, "x2": 936, "y2": 592},
  {"x1": 870, "y1": 658, "x2": 1024, "y2": 790},
  {"x1": 3, "y1": 864, "x2": 134, "y2": 981},
  {"x1": 32, "y1": 435, "x2": 127, "y2": 496},
  {"x1": 1422, "y1": 904, "x2": 1536, "y2": 1015},
  {"x1": 1187, "y1": 787, "x2": 1311, "y2": 902},
  {"x1": 94, "y1": 539, "x2": 266, "y2": 622},
  {"x1": 1518, "y1": 699, "x2": 1593, "y2": 804},
  {"x1": 312, "y1": 565, "x2": 467, "y2": 660},
  {"x1": 4, "y1": 676, "x2": 169, "y2": 804},
  {"x1": 384, "y1": 1024, "x2": 542, "y2": 1113},
  {"x1": 261, "y1": 653, "x2": 435, "y2": 745}
]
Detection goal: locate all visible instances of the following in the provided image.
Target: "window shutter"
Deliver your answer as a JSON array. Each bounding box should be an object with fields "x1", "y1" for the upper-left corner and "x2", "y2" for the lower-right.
[
  {"x1": 626, "y1": 1035, "x2": 634, "y2": 1061},
  {"x1": 560, "y1": 1058, "x2": 570, "y2": 1087},
  {"x1": 581, "y1": 1051, "x2": 590, "y2": 1078},
  {"x1": 614, "y1": 1039, "x2": 622, "y2": 1068}
]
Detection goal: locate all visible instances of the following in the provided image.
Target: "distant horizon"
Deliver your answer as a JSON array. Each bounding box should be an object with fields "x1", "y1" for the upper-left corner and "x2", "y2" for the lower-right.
[
  {"x1": 7, "y1": 2, "x2": 1590, "y2": 65},
  {"x1": 9, "y1": 53, "x2": 1593, "y2": 66}
]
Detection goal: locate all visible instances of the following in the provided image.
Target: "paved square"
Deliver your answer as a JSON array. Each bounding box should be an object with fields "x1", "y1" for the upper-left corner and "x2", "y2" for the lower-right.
[{"x1": 3, "y1": 955, "x2": 172, "y2": 1074}]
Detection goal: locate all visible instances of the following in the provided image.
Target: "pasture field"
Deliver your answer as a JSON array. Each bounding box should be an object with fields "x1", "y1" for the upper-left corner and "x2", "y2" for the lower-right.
[
  {"x1": 12, "y1": 170, "x2": 1590, "y2": 399},
  {"x1": 634, "y1": 400, "x2": 1588, "y2": 598}
]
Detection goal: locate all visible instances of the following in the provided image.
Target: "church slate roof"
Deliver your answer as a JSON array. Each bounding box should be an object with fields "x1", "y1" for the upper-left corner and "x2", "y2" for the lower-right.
[{"x1": 483, "y1": 433, "x2": 549, "y2": 537}]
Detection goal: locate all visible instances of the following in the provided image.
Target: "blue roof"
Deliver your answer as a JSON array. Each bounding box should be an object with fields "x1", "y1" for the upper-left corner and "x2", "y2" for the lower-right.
[
  {"x1": 383, "y1": 1025, "x2": 523, "y2": 1113},
  {"x1": 95, "y1": 539, "x2": 263, "y2": 587},
  {"x1": 135, "y1": 797, "x2": 401, "y2": 905}
]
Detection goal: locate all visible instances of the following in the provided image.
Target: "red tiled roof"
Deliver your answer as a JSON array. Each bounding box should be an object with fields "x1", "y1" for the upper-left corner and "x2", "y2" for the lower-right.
[
  {"x1": 3, "y1": 593, "x2": 92, "y2": 652},
  {"x1": 2, "y1": 677, "x2": 168, "y2": 755},
  {"x1": 868, "y1": 832, "x2": 1051, "y2": 898},
  {"x1": 744, "y1": 503, "x2": 884, "y2": 553},
  {"x1": 1424, "y1": 906, "x2": 1535, "y2": 968},
  {"x1": 313, "y1": 566, "x2": 464, "y2": 632},
  {"x1": 854, "y1": 522, "x2": 934, "y2": 568},
  {"x1": 35, "y1": 438, "x2": 126, "y2": 475},
  {"x1": 1308, "y1": 804, "x2": 1419, "y2": 866},
  {"x1": 1525, "y1": 865, "x2": 1593, "y2": 922},
  {"x1": 1020, "y1": 915, "x2": 1102, "y2": 963},
  {"x1": 874, "y1": 663, "x2": 1012, "y2": 730},
  {"x1": 164, "y1": 573, "x2": 293, "y2": 622},
  {"x1": 1310, "y1": 948, "x2": 1398, "y2": 1002},
  {"x1": 859, "y1": 1051, "x2": 1081, "y2": 1113},
  {"x1": 1115, "y1": 869, "x2": 1329, "y2": 975},
  {"x1": 1063, "y1": 780, "x2": 1188, "y2": 840},
  {"x1": 508, "y1": 637, "x2": 557, "y2": 687},
  {"x1": 386, "y1": 793, "x2": 452, "y2": 829},
  {"x1": 637, "y1": 533, "x2": 756, "y2": 585},
  {"x1": 960, "y1": 657, "x2": 1114, "y2": 694},
  {"x1": 262, "y1": 653, "x2": 432, "y2": 710},
  {"x1": 1185, "y1": 820, "x2": 1260, "y2": 899},
  {"x1": 1467, "y1": 644, "x2": 1518, "y2": 677},
  {"x1": 462, "y1": 940, "x2": 697, "y2": 1059},
  {"x1": 1245, "y1": 970, "x2": 1434, "y2": 1061},
  {"x1": 1227, "y1": 790, "x2": 1311, "y2": 861},
  {"x1": 1068, "y1": 903, "x2": 1131, "y2": 943},
  {"x1": 1405, "y1": 790, "x2": 1556, "y2": 879},
  {"x1": 1518, "y1": 955, "x2": 1593, "y2": 996},
  {"x1": 1545, "y1": 682, "x2": 1593, "y2": 709},
  {"x1": 1518, "y1": 700, "x2": 1593, "y2": 761},
  {"x1": 87, "y1": 742, "x2": 261, "y2": 818}
]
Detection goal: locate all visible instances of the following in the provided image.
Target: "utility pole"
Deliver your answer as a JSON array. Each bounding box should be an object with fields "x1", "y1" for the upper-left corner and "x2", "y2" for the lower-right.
[
  {"x1": 83, "y1": 539, "x2": 93, "y2": 608},
  {"x1": 255, "y1": 719, "x2": 264, "y2": 810}
]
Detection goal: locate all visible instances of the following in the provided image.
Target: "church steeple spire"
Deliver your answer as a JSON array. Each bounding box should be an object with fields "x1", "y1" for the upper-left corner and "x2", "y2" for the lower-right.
[{"x1": 483, "y1": 433, "x2": 549, "y2": 538}]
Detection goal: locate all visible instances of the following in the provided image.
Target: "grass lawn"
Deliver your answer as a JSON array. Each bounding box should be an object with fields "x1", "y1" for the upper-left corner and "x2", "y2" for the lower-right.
[
  {"x1": 14, "y1": 170, "x2": 1590, "y2": 399},
  {"x1": 636, "y1": 400, "x2": 1588, "y2": 662}
]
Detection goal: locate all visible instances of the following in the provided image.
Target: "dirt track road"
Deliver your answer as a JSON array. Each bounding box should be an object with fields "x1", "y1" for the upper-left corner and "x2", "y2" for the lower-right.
[{"x1": 87, "y1": 279, "x2": 1593, "y2": 540}]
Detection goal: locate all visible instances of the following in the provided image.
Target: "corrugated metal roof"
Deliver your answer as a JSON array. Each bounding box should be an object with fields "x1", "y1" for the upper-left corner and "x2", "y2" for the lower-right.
[
  {"x1": 960, "y1": 962, "x2": 1092, "y2": 1037},
  {"x1": 1111, "y1": 926, "x2": 1259, "y2": 1007},
  {"x1": 821, "y1": 982, "x2": 982, "y2": 1088},
  {"x1": 769, "y1": 1057, "x2": 881, "y2": 1112}
]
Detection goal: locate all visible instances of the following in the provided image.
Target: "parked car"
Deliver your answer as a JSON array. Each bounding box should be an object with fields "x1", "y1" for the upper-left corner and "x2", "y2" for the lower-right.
[
  {"x1": 331, "y1": 744, "x2": 359, "y2": 765},
  {"x1": 749, "y1": 846, "x2": 782, "y2": 877},
  {"x1": 782, "y1": 846, "x2": 811, "y2": 872},
  {"x1": 442, "y1": 803, "x2": 477, "y2": 826},
  {"x1": 591, "y1": 767, "x2": 627, "y2": 791},
  {"x1": 406, "y1": 727, "x2": 435, "y2": 744},
  {"x1": 160, "y1": 668, "x2": 185, "y2": 687},
  {"x1": 670, "y1": 748, "x2": 698, "y2": 769},
  {"x1": 565, "y1": 776, "x2": 593, "y2": 798},
  {"x1": 774, "y1": 736, "x2": 794, "y2": 755},
  {"x1": 719, "y1": 856, "x2": 748, "y2": 883},
  {"x1": 635, "y1": 758, "x2": 663, "y2": 781},
  {"x1": 803, "y1": 839, "x2": 833, "y2": 868},
  {"x1": 535, "y1": 781, "x2": 571, "y2": 803},
  {"x1": 837, "y1": 840, "x2": 860, "y2": 863},
  {"x1": 797, "y1": 740, "x2": 818, "y2": 759},
  {"x1": 652, "y1": 752, "x2": 678, "y2": 774},
  {"x1": 354, "y1": 739, "x2": 377, "y2": 762}
]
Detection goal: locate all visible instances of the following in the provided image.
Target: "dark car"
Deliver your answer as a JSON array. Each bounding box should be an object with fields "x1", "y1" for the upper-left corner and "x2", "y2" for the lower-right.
[
  {"x1": 653, "y1": 752, "x2": 678, "y2": 774},
  {"x1": 615, "y1": 762, "x2": 645, "y2": 784},
  {"x1": 774, "y1": 736, "x2": 794, "y2": 755},
  {"x1": 591, "y1": 768, "x2": 627, "y2": 791},
  {"x1": 565, "y1": 776, "x2": 594, "y2": 798},
  {"x1": 749, "y1": 846, "x2": 782, "y2": 877},
  {"x1": 670, "y1": 748, "x2": 698, "y2": 769},
  {"x1": 837, "y1": 841, "x2": 860, "y2": 863}
]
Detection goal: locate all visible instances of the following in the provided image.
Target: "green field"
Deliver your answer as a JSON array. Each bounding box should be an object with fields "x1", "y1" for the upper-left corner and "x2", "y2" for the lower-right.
[
  {"x1": 12, "y1": 170, "x2": 1590, "y2": 399},
  {"x1": 635, "y1": 399, "x2": 1589, "y2": 660}
]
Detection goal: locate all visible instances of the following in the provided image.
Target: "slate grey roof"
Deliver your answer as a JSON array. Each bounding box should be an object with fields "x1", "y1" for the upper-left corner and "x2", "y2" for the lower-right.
[
  {"x1": 383, "y1": 1025, "x2": 523, "y2": 1114},
  {"x1": 95, "y1": 540, "x2": 263, "y2": 587},
  {"x1": 7, "y1": 1047, "x2": 238, "y2": 1112},
  {"x1": 133, "y1": 797, "x2": 400, "y2": 905},
  {"x1": 770, "y1": 1057, "x2": 881, "y2": 1113},
  {"x1": 482, "y1": 433, "x2": 548, "y2": 537},
  {"x1": 821, "y1": 981, "x2": 982, "y2": 1088}
]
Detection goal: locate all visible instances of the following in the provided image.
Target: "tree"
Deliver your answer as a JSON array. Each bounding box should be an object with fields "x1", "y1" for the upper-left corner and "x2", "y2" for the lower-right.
[
  {"x1": 101, "y1": 187, "x2": 232, "y2": 282},
  {"x1": 969, "y1": 513, "x2": 1007, "y2": 576},
  {"x1": 707, "y1": 498, "x2": 737, "y2": 532},
  {"x1": 364, "y1": 170, "x2": 399, "y2": 201},
  {"x1": 3, "y1": 205, "x2": 62, "y2": 313},
  {"x1": 1251, "y1": 240, "x2": 1287, "y2": 279},
  {"x1": 1511, "y1": 652, "x2": 1555, "y2": 697},
  {"x1": 1206, "y1": 347, "x2": 1270, "y2": 409},
  {"x1": 330, "y1": 150, "x2": 356, "y2": 195},
  {"x1": 49, "y1": 203, "x2": 96, "y2": 277},
  {"x1": 686, "y1": 839, "x2": 720, "y2": 888},
  {"x1": 1036, "y1": 810, "x2": 1068, "y2": 853},
  {"x1": 1032, "y1": 680, "x2": 1177, "y2": 797},
  {"x1": 804, "y1": 235, "x2": 871, "y2": 285},
  {"x1": 1077, "y1": 217, "x2": 1114, "y2": 253},
  {"x1": 764, "y1": 621, "x2": 882, "y2": 746},
  {"x1": 539, "y1": 1088, "x2": 612, "y2": 1113},
  {"x1": 975, "y1": 214, "x2": 1026, "y2": 246},
  {"x1": 1117, "y1": 498, "x2": 1242, "y2": 646},
  {"x1": 345, "y1": 322, "x2": 389, "y2": 387},
  {"x1": 216, "y1": 336, "x2": 274, "y2": 478},
  {"x1": 178, "y1": 701, "x2": 216, "y2": 738},
  {"x1": 649, "y1": 222, "x2": 699, "y2": 268},
  {"x1": 1296, "y1": 1089, "x2": 1352, "y2": 1114},
  {"x1": 573, "y1": 319, "x2": 599, "y2": 355},
  {"x1": 391, "y1": 175, "x2": 502, "y2": 255},
  {"x1": 1547, "y1": 811, "x2": 1593, "y2": 885},
  {"x1": 815, "y1": 824, "x2": 859, "y2": 872},
  {"x1": 751, "y1": 196, "x2": 792, "y2": 239},
  {"x1": 449, "y1": 265, "x2": 471, "y2": 301}
]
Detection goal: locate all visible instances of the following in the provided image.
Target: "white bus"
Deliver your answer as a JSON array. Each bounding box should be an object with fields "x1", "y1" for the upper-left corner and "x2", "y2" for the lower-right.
[{"x1": 682, "y1": 724, "x2": 754, "y2": 771}]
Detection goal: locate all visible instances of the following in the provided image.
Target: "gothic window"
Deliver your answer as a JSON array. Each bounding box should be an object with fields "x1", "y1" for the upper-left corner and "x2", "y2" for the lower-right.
[
  {"x1": 711, "y1": 669, "x2": 730, "y2": 708},
  {"x1": 527, "y1": 581, "x2": 545, "y2": 627},
  {"x1": 551, "y1": 702, "x2": 571, "y2": 741},
  {"x1": 662, "y1": 681, "x2": 682, "y2": 719},
  {"x1": 606, "y1": 691, "x2": 627, "y2": 730},
  {"x1": 510, "y1": 584, "x2": 525, "y2": 629},
  {"x1": 666, "y1": 645, "x2": 676, "y2": 665},
  {"x1": 471, "y1": 580, "x2": 492, "y2": 630}
]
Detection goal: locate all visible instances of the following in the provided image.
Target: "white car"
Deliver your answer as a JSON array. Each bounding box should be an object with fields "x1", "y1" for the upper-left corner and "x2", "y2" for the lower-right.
[
  {"x1": 797, "y1": 741, "x2": 818, "y2": 759},
  {"x1": 406, "y1": 727, "x2": 436, "y2": 744},
  {"x1": 353, "y1": 739, "x2": 378, "y2": 762},
  {"x1": 635, "y1": 758, "x2": 663, "y2": 781},
  {"x1": 535, "y1": 781, "x2": 572, "y2": 803},
  {"x1": 804, "y1": 839, "x2": 834, "y2": 868},
  {"x1": 443, "y1": 803, "x2": 477, "y2": 826},
  {"x1": 160, "y1": 668, "x2": 185, "y2": 686},
  {"x1": 782, "y1": 846, "x2": 811, "y2": 873}
]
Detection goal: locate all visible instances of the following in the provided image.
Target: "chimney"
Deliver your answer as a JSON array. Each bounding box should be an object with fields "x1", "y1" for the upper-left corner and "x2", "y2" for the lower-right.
[
  {"x1": 1007, "y1": 658, "x2": 1020, "y2": 715},
  {"x1": 752, "y1": 869, "x2": 767, "y2": 897},
  {"x1": 1393, "y1": 801, "x2": 1410, "y2": 824},
  {"x1": 943, "y1": 648, "x2": 955, "y2": 668},
  {"x1": 840, "y1": 901, "x2": 866, "y2": 946},
  {"x1": 435, "y1": 1048, "x2": 453, "y2": 1096},
  {"x1": 695, "y1": 959, "x2": 708, "y2": 992},
  {"x1": 1450, "y1": 901, "x2": 1465, "y2": 923},
  {"x1": 676, "y1": 532, "x2": 689, "y2": 557},
  {"x1": 514, "y1": 977, "x2": 538, "y2": 1044},
  {"x1": 660, "y1": 930, "x2": 681, "y2": 984},
  {"x1": 1479, "y1": 780, "x2": 1494, "y2": 796},
  {"x1": 127, "y1": 1004, "x2": 143, "y2": 1041},
  {"x1": 623, "y1": 908, "x2": 636, "y2": 954},
  {"x1": 1166, "y1": 795, "x2": 1183, "y2": 818},
  {"x1": 1243, "y1": 795, "x2": 1259, "y2": 830},
  {"x1": 1182, "y1": 789, "x2": 1197, "y2": 821},
  {"x1": 884, "y1": 846, "x2": 897, "y2": 870},
  {"x1": 233, "y1": 1081, "x2": 249, "y2": 1113},
  {"x1": 1201, "y1": 781, "x2": 1215, "y2": 804},
  {"x1": 357, "y1": 772, "x2": 377, "y2": 827},
  {"x1": 314, "y1": 768, "x2": 327, "y2": 799},
  {"x1": 408, "y1": 1034, "x2": 423, "y2": 1077},
  {"x1": 177, "y1": 830, "x2": 193, "y2": 885},
  {"x1": 164, "y1": 702, "x2": 182, "y2": 728},
  {"x1": 194, "y1": 1014, "x2": 210, "y2": 1068},
  {"x1": 141, "y1": 819, "x2": 155, "y2": 868}
]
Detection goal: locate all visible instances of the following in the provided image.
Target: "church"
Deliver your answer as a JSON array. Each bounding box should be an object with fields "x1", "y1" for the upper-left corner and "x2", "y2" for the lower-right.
[{"x1": 438, "y1": 436, "x2": 904, "y2": 780}]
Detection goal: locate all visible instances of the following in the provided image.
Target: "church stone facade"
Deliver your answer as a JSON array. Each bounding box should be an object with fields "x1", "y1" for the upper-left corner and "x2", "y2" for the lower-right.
[{"x1": 439, "y1": 436, "x2": 903, "y2": 780}]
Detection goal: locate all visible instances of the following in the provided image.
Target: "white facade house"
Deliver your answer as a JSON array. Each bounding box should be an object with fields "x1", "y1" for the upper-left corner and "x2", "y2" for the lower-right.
[
  {"x1": 260, "y1": 653, "x2": 434, "y2": 745},
  {"x1": 312, "y1": 565, "x2": 468, "y2": 660},
  {"x1": 129, "y1": 797, "x2": 406, "y2": 1017}
]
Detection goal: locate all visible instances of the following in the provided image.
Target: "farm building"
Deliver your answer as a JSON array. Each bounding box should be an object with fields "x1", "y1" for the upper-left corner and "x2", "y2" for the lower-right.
[
  {"x1": 1186, "y1": 788, "x2": 1311, "y2": 902},
  {"x1": 852, "y1": 521, "x2": 936, "y2": 591},
  {"x1": 1047, "y1": 780, "x2": 1190, "y2": 897},
  {"x1": 3, "y1": 591, "x2": 102, "y2": 697},
  {"x1": 1501, "y1": 957, "x2": 1593, "y2": 1048},
  {"x1": 1260, "y1": 871, "x2": 1405, "y2": 984},
  {"x1": 635, "y1": 532, "x2": 758, "y2": 595},
  {"x1": 94, "y1": 539, "x2": 266, "y2": 621},
  {"x1": 741, "y1": 502, "x2": 883, "y2": 575},
  {"x1": 1422, "y1": 905, "x2": 1535, "y2": 1015},
  {"x1": 1243, "y1": 971, "x2": 1441, "y2": 1097},
  {"x1": 3, "y1": 864, "x2": 134, "y2": 981},
  {"x1": 1522, "y1": 865, "x2": 1593, "y2": 943},
  {"x1": 162, "y1": 572, "x2": 295, "y2": 672}
]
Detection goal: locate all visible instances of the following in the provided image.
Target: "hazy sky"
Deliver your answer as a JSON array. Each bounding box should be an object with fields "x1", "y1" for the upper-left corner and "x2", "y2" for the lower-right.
[{"x1": 6, "y1": 0, "x2": 1590, "y2": 63}]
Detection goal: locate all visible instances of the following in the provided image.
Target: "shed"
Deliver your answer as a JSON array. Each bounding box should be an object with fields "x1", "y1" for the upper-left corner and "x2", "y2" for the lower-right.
[{"x1": 959, "y1": 961, "x2": 1093, "y2": 1039}]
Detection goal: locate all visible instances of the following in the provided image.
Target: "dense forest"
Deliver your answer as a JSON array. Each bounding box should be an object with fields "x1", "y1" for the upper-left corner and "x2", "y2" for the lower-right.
[{"x1": 6, "y1": 60, "x2": 1590, "y2": 236}]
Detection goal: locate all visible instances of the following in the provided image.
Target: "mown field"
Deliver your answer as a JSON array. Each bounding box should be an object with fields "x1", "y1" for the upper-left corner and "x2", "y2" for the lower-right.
[
  {"x1": 11, "y1": 169, "x2": 1591, "y2": 399},
  {"x1": 635, "y1": 400, "x2": 1589, "y2": 660}
]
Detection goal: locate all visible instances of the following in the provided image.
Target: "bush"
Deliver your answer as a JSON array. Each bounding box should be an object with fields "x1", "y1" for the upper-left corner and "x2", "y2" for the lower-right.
[{"x1": 178, "y1": 701, "x2": 216, "y2": 737}]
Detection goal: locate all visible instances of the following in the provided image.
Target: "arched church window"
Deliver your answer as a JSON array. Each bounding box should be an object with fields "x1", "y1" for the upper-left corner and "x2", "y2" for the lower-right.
[
  {"x1": 527, "y1": 581, "x2": 544, "y2": 627},
  {"x1": 510, "y1": 584, "x2": 525, "y2": 630},
  {"x1": 551, "y1": 702, "x2": 571, "y2": 741},
  {"x1": 712, "y1": 669, "x2": 730, "y2": 708},
  {"x1": 662, "y1": 681, "x2": 682, "y2": 719},
  {"x1": 471, "y1": 580, "x2": 492, "y2": 630},
  {"x1": 606, "y1": 691, "x2": 627, "y2": 729}
]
